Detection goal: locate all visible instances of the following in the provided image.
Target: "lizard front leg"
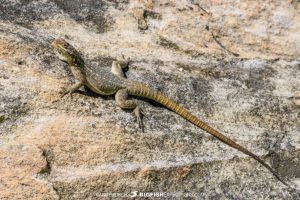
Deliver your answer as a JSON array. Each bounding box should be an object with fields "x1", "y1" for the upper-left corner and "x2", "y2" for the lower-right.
[
  {"x1": 61, "y1": 81, "x2": 84, "y2": 98},
  {"x1": 115, "y1": 89, "x2": 144, "y2": 132}
]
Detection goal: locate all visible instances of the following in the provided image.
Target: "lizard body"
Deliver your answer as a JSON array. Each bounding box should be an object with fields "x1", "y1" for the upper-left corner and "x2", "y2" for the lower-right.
[{"x1": 52, "y1": 38, "x2": 288, "y2": 186}]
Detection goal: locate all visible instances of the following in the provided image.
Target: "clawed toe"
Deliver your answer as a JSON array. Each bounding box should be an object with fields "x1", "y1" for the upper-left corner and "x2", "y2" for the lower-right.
[
  {"x1": 59, "y1": 82, "x2": 83, "y2": 99},
  {"x1": 133, "y1": 107, "x2": 144, "y2": 132},
  {"x1": 120, "y1": 53, "x2": 131, "y2": 67},
  {"x1": 60, "y1": 89, "x2": 69, "y2": 98},
  {"x1": 60, "y1": 89, "x2": 73, "y2": 99}
]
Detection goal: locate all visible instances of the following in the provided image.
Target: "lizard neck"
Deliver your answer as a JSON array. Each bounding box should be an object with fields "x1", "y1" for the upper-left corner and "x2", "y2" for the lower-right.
[
  {"x1": 68, "y1": 55, "x2": 85, "y2": 71},
  {"x1": 67, "y1": 55, "x2": 86, "y2": 82}
]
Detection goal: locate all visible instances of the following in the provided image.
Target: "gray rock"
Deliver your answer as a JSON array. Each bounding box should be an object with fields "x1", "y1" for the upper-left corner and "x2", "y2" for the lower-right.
[{"x1": 0, "y1": 0, "x2": 299, "y2": 199}]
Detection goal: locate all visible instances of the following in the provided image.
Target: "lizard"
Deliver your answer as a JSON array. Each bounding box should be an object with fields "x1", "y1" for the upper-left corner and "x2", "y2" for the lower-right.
[{"x1": 51, "y1": 38, "x2": 288, "y2": 186}]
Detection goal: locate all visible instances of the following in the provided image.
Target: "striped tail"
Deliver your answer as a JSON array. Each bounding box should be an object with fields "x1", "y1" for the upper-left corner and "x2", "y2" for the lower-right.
[{"x1": 127, "y1": 83, "x2": 288, "y2": 186}]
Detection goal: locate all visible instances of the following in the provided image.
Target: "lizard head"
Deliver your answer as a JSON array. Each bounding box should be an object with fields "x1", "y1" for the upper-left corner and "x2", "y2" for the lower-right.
[{"x1": 51, "y1": 38, "x2": 84, "y2": 68}]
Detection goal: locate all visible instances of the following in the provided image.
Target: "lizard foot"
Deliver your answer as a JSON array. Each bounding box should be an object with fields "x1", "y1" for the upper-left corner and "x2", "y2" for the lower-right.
[
  {"x1": 120, "y1": 53, "x2": 131, "y2": 68},
  {"x1": 60, "y1": 82, "x2": 84, "y2": 99},
  {"x1": 133, "y1": 106, "x2": 144, "y2": 132},
  {"x1": 60, "y1": 89, "x2": 74, "y2": 99}
]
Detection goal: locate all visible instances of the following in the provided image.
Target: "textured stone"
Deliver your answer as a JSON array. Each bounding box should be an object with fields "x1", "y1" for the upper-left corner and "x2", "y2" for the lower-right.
[{"x1": 0, "y1": 0, "x2": 299, "y2": 199}]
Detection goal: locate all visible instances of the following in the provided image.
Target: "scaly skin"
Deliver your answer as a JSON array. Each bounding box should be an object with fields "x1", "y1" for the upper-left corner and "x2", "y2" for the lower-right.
[{"x1": 51, "y1": 38, "x2": 288, "y2": 186}]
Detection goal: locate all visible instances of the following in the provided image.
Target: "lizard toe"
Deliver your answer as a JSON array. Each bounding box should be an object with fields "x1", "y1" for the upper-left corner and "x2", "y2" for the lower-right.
[{"x1": 133, "y1": 106, "x2": 144, "y2": 132}]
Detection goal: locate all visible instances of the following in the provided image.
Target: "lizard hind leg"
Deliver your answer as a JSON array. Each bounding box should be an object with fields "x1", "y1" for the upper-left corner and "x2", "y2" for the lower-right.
[{"x1": 115, "y1": 89, "x2": 144, "y2": 132}]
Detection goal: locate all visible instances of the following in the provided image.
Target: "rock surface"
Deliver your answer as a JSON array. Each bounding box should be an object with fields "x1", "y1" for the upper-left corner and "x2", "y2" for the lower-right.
[{"x1": 0, "y1": 0, "x2": 300, "y2": 199}]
